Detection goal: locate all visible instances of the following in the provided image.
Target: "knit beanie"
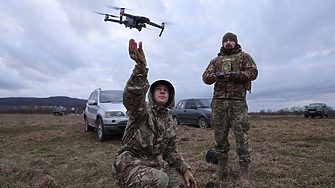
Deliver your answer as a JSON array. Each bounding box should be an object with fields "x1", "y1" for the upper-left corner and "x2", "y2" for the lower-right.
[{"x1": 222, "y1": 32, "x2": 238, "y2": 44}]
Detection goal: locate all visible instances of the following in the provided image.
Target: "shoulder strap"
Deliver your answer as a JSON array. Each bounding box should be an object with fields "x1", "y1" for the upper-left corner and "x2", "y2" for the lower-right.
[
  {"x1": 232, "y1": 52, "x2": 252, "y2": 92},
  {"x1": 230, "y1": 52, "x2": 243, "y2": 71}
]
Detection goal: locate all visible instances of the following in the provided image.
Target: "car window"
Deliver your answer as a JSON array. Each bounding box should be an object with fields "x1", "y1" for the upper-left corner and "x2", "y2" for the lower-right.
[
  {"x1": 92, "y1": 91, "x2": 98, "y2": 102},
  {"x1": 197, "y1": 99, "x2": 211, "y2": 108},
  {"x1": 308, "y1": 104, "x2": 322, "y2": 108},
  {"x1": 88, "y1": 92, "x2": 94, "y2": 100},
  {"x1": 186, "y1": 100, "x2": 195, "y2": 109},
  {"x1": 100, "y1": 90, "x2": 123, "y2": 103},
  {"x1": 175, "y1": 101, "x2": 181, "y2": 109},
  {"x1": 176, "y1": 100, "x2": 186, "y2": 109}
]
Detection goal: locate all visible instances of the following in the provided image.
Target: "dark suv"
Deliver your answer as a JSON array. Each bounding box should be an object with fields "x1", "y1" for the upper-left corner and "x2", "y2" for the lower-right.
[
  {"x1": 304, "y1": 103, "x2": 330, "y2": 118},
  {"x1": 84, "y1": 89, "x2": 128, "y2": 141},
  {"x1": 171, "y1": 98, "x2": 212, "y2": 128}
]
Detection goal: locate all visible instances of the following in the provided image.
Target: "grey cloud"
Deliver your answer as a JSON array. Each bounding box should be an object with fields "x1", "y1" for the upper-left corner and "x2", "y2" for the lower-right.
[{"x1": 1, "y1": 0, "x2": 335, "y2": 112}]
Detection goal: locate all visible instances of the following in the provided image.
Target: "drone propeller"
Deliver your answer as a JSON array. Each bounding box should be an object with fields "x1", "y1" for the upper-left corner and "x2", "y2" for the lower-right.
[
  {"x1": 160, "y1": 21, "x2": 175, "y2": 26},
  {"x1": 92, "y1": 11, "x2": 118, "y2": 18},
  {"x1": 104, "y1": 4, "x2": 126, "y2": 10},
  {"x1": 92, "y1": 11, "x2": 122, "y2": 23},
  {"x1": 103, "y1": 5, "x2": 129, "y2": 23}
]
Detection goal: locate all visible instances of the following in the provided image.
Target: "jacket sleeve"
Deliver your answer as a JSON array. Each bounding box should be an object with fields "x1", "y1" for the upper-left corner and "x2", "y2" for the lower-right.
[
  {"x1": 123, "y1": 64, "x2": 150, "y2": 118},
  {"x1": 236, "y1": 53, "x2": 258, "y2": 82},
  {"x1": 162, "y1": 132, "x2": 191, "y2": 174},
  {"x1": 202, "y1": 57, "x2": 218, "y2": 85}
]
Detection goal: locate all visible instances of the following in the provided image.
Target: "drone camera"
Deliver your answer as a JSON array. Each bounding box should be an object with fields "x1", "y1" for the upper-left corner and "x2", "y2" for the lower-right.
[{"x1": 138, "y1": 23, "x2": 146, "y2": 28}]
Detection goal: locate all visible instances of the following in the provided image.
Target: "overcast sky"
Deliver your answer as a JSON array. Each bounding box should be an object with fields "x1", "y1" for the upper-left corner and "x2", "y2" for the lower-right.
[{"x1": 1, "y1": 0, "x2": 335, "y2": 112}]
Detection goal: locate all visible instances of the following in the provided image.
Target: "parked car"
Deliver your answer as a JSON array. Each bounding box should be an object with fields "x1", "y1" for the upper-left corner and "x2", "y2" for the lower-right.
[
  {"x1": 304, "y1": 103, "x2": 330, "y2": 118},
  {"x1": 171, "y1": 98, "x2": 212, "y2": 128},
  {"x1": 84, "y1": 88, "x2": 128, "y2": 141}
]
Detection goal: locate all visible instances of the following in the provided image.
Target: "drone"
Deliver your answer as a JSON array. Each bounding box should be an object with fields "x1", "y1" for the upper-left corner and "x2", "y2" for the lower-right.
[{"x1": 93, "y1": 5, "x2": 165, "y2": 37}]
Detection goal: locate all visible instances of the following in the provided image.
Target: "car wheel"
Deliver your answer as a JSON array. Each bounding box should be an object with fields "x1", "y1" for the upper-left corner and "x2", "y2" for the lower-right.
[
  {"x1": 325, "y1": 114, "x2": 329, "y2": 118},
  {"x1": 173, "y1": 116, "x2": 180, "y2": 125},
  {"x1": 97, "y1": 118, "x2": 107, "y2": 142},
  {"x1": 85, "y1": 117, "x2": 94, "y2": 132},
  {"x1": 198, "y1": 116, "x2": 208, "y2": 129},
  {"x1": 304, "y1": 115, "x2": 308, "y2": 118},
  {"x1": 311, "y1": 116, "x2": 315, "y2": 118}
]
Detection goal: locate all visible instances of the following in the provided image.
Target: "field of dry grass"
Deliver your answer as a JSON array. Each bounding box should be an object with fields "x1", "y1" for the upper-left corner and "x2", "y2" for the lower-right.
[{"x1": 0, "y1": 114, "x2": 334, "y2": 187}]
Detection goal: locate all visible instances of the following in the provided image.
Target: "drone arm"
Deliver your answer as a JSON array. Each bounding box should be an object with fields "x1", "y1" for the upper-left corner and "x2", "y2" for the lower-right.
[
  {"x1": 148, "y1": 21, "x2": 162, "y2": 29},
  {"x1": 105, "y1": 18, "x2": 123, "y2": 24},
  {"x1": 120, "y1": 8, "x2": 125, "y2": 23},
  {"x1": 122, "y1": 13, "x2": 134, "y2": 19},
  {"x1": 159, "y1": 27, "x2": 164, "y2": 37},
  {"x1": 148, "y1": 22, "x2": 165, "y2": 37}
]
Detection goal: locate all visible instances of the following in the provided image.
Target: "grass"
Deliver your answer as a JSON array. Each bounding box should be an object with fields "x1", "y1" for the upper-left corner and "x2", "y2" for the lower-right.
[{"x1": 0, "y1": 114, "x2": 334, "y2": 187}]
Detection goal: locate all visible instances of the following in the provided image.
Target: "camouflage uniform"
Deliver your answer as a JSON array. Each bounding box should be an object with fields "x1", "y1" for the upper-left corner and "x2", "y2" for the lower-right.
[
  {"x1": 112, "y1": 64, "x2": 191, "y2": 188},
  {"x1": 202, "y1": 44, "x2": 258, "y2": 162}
]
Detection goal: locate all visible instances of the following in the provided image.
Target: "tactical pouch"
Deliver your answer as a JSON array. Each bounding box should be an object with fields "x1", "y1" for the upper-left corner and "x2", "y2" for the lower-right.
[{"x1": 217, "y1": 57, "x2": 232, "y2": 82}]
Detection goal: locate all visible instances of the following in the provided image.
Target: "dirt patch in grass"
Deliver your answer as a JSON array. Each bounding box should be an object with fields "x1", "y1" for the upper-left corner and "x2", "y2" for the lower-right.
[{"x1": 1, "y1": 114, "x2": 334, "y2": 187}]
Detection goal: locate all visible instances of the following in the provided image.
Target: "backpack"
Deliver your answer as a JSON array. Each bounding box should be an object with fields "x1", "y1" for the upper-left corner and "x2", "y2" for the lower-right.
[{"x1": 206, "y1": 149, "x2": 218, "y2": 164}]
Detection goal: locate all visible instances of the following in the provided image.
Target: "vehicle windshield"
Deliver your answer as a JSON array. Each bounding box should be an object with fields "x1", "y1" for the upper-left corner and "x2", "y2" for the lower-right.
[
  {"x1": 308, "y1": 104, "x2": 322, "y2": 108},
  {"x1": 197, "y1": 99, "x2": 211, "y2": 108},
  {"x1": 100, "y1": 90, "x2": 123, "y2": 103}
]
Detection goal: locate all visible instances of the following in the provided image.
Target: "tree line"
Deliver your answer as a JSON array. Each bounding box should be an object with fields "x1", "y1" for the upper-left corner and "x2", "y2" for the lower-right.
[
  {"x1": 254, "y1": 106, "x2": 334, "y2": 116},
  {"x1": 0, "y1": 104, "x2": 85, "y2": 114}
]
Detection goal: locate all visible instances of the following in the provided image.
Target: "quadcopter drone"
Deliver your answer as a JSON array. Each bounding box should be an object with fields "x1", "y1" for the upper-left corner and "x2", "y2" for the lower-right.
[{"x1": 93, "y1": 5, "x2": 165, "y2": 37}]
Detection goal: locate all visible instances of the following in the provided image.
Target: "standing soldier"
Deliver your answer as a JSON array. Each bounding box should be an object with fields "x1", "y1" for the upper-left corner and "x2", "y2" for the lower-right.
[
  {"x1": 112, "y1": 39, "x2": 197, "y2": 188},
  {"x1": 202, "y1": 32, "x2": 258, "y2": 180}
]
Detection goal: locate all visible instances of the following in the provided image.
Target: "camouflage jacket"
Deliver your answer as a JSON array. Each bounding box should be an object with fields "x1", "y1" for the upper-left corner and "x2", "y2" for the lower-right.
[
  {"x1": 202, "y1": 44, "x2": 258, "y2": 100},
  {"x1": 115, "y1": 64, "x2": 191, "y2": 174}
]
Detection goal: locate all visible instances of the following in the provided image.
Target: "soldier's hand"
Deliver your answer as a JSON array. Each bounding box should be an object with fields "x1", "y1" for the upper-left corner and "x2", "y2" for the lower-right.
[
  {"x1": 212, "y1": 75, "x2": 220, "y2": 82},
  {"x1": 128, "y1": 38, "x2": 146, "y2": 65},
  {"x1": 184, "y1": 170, "x2": 197, "y2": 188},
  {"x1": 229, "y1": 71, "x2": 236, "y2": 81},
  {"x1": 224, "y1": 71, "x2": 236, "y2": 81},
  {"x1": 223, "y1": 70, "x2": 231, "y2": 79}
]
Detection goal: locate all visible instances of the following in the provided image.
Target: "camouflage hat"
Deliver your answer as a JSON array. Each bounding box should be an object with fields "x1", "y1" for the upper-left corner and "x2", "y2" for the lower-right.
[
  {"x1": 150, "y1": 80, "x2": 175, "y2": 108},
  {"x1": 222, "y1": 32, "x2": 238, "y2": 44}
]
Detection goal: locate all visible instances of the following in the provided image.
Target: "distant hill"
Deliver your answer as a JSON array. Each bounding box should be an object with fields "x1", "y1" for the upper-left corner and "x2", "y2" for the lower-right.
[{"x1": 0, "y1": 96, "x2": 87, "y2": 109}]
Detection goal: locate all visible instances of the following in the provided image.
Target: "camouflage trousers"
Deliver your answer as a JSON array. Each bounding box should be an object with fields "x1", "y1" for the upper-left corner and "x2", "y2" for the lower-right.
[
  {"x1": 211, "y1": 98, "x2": 252, "y2": 162},
  {"x1": 112, "y1": 151, "x2": 187, "y2": 188}
]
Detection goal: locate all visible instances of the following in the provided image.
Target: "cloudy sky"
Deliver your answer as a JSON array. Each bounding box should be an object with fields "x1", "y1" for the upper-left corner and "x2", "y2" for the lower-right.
[{"x1": 1, "y1": 0, "x2": 335, "y2": 112}]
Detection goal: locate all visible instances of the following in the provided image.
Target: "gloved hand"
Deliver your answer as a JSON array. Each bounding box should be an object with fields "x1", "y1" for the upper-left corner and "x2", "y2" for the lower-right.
[
  {"x1": 128, "y1": 38, "x2": 146, "y2": 66},
  {"x1": 184, "y1": 170, "x2": 197, "y2": 188},
  {"x1": 228, "y1": 71, "x2": 236, "y2": 81},
  {"x1": 221, "y1": 71, "x2": 236, "y2": 81},
  {"x1": 211, "y1": 72, "x2": 234, "y2": 82}
]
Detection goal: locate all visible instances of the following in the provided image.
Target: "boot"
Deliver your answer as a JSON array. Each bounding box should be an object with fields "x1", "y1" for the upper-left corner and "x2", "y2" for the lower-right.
[
  {"x1": 239, "y1": 161, "x2": 250, "y2": 180},
  {"x1": 212, "y1": 157, "x2": 229, "y2": 179}
]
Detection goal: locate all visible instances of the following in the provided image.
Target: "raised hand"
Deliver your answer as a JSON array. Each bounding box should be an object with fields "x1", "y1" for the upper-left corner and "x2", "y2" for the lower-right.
[{"x1": 129, "y1": 38, "x2": 146, "y2": 65}]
